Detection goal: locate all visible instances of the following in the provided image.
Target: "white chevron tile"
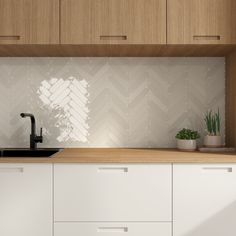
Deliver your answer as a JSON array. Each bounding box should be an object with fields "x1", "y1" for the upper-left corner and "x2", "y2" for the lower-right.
[{"x1": 0, "y1": 57, "x2": 225, "y2": 148}]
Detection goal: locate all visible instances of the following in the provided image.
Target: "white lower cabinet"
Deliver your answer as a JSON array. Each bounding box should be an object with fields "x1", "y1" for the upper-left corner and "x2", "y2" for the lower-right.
[
  {"x1": 174, "y1": 164, "x2": 236, "y2": 236},
  {"x1": 54, "y1": 223, "x2": 171, "y2": 236},
  {"x1": 5, "y1": 162, "x2": 236, "y2": 236},
  {"x1": 54, "y1": 164, "x2": 172, "y2": 222},
  {"x1": 0, "y1": 164, "x2": 52, "y2": 236}
]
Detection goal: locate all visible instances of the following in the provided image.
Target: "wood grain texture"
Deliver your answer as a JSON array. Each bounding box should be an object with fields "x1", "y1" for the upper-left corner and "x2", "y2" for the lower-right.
[
  {"x1": 0, "y1": 44, "x2": 235, "y2": 57},
  {"x1": 0, "y1": 0, "x2": 59, "y2": 44},
  {"x1": 0, "y1": 148, "x2": 236, "y2": 163},
  {"x1": 61, "y1": 0, "x2": 166, "y2": 44},
  {"x1": 226, "y1": 50, "x2": 236, "y2": 147},
  {"x1": 168, "y1": 0, "x2": 236, "y2": 44}
]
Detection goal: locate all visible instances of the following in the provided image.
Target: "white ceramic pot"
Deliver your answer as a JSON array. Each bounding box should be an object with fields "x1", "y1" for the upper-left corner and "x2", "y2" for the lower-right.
[
  {"x1": 204, "y1": 135, "x2": 222, "y2": 147},
  {"x1": 177, "y1": 139, "x2": 197, "y2": 151}
]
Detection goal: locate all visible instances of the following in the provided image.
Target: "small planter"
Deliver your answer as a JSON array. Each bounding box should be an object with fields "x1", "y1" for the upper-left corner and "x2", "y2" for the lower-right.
[
  {"x1": 177, "y1": 139, "x2": 197, "y2": 151},
  {"x1": 204, "y1": 109, "x2": 222, "y2": 147},
  {"x1": 204, "y1": 135, "x2": 222, "y2": 147}
]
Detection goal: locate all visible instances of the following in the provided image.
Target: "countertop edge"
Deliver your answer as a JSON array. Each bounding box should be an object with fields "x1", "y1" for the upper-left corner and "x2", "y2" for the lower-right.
[{"x1": 0, "y1": 148, "x2": 236, "y2": 163}]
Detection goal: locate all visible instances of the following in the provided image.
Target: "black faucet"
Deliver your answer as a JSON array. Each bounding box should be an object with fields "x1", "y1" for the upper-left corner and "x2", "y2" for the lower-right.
[{"x1": 20, "y1": 113, "x2": 43, "y2": 149}]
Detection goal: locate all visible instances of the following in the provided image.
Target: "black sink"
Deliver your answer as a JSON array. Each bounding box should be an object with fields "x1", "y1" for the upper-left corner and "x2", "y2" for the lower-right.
[{"x1": 0, "y1": 148, "x2": 61, "y2": 158}]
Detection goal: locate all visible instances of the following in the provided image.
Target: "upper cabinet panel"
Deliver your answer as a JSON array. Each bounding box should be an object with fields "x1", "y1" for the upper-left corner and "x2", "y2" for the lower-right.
[
  {"x1": 61, "y1": 0, "x2": 166, "y2": 44},
  {"x1": 168, "y1": 0, "x2": 236, "y2": 44},
  {"x1": 0, "y1": 0, "x2": 59, "y2": 44}
]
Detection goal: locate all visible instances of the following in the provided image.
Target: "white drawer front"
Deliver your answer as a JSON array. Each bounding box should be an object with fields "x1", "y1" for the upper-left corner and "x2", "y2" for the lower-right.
[
  {"x1": 54, "y1": 164, "x2": 171, "y2": 221},
  {"x1": 54, "y1": 223, "x2": 171, "y2": 236},
  {"x1": 174, "y1": 164, "x2": 236, "y2": 236},
  {"x1": 0, "y1": 164, "x2": 52, "y2": 236}
]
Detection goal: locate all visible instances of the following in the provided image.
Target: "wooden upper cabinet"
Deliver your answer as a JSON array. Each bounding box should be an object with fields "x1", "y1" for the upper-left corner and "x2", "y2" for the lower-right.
[
  {"x1": 168, "y1": 0, "x2": 236, "y2": 44},
  {"x1": 61, "y1": 0, "x2": 166, "y2": 44},
  {"x1": 0, "y1": 0, "x2": 59, "y2": 44}
]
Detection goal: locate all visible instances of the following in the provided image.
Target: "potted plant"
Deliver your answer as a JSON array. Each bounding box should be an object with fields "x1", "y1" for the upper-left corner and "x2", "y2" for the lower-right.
[
  {"x1": 204, "y1": 109, "x2": 222, "y2": 147},
  {"x1": 176, "y1": 128, "x2": 200, "y2": 151}
]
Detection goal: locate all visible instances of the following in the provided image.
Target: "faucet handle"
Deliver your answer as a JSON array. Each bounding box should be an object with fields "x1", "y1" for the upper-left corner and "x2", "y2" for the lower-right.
[
  {"x1": 35, "y1": 128, "x2": 43, "y2": 144},
  {"x1": 39, "y1": 128, "x2": 43, "y2": 143}
]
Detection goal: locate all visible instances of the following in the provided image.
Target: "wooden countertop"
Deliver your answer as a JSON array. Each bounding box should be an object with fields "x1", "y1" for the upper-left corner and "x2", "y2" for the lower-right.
[{"x1": 0, "y1": 148, "x2": 236, "y2": 163}]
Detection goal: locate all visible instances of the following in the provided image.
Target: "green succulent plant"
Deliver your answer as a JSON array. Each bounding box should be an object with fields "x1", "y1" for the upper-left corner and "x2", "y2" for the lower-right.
[
  {"x1": 204, "y1": 108, "x2": 221, "y2": 136},
  {"x1": 175, "y1": 128, "x2": 200, "y2": 140}
]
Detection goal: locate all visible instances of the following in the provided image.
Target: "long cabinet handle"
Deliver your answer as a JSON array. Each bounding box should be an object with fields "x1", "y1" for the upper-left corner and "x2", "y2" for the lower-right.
[
  {"x1": 193, "y1": 35, "x2": 221, "y2": 41},
  {"x1": 0, "y1": 167, "x2": 24, "y2": 173},
  {"x1": 0, "y1": 35, "x2": 20, "y2": 40},
  {"x1": 100, "y1": 35, "x2": 127, "y2": 40},
  {"x1": 97, "y1": 227, "x2": 128, "y2": 233},
  {"x1": 98, "y1": 167, "x2": 128, "y2": 173},
  {"x1": 202, "y1": 167, "x2": 232, "y2": 172}
]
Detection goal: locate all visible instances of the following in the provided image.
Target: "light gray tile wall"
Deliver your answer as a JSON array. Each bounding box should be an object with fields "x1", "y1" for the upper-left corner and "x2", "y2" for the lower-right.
[{"x1": 0, "y1": 58, "x2": 225, "y2": 148}]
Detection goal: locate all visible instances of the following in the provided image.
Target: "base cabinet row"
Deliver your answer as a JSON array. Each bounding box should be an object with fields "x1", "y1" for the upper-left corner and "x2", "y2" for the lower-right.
[{"x1": 1, "y1": 163, "x2": 236, "y2": 236}]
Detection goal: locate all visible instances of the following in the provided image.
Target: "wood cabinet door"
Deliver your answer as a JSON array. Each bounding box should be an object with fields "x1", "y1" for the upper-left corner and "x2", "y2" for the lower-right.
[
  {"x1": 0, "y1": 0, "x2": 59, "y2": 44},
  {"x1": 61, "y1": 0, "x2": 166, "y2": 44},
  {"x1": 174, "y1": 164, "x2": 236, "y2": 236},
  {"x1": 0, "y1": 164, "x2": 52, "y2": 236},
  {"x1": 168, "y1": 0, "x2": 236, "y2": 44}
]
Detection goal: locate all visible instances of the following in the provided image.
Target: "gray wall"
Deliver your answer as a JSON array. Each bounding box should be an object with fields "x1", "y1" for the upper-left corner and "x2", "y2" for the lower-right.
[{"x1": 0, "y1": 57, "x2": 225, "y2": 148}]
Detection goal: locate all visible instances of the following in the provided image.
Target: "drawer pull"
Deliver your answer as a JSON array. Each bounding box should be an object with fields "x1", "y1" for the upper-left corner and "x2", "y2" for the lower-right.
[
  {"x1": 98, "y1": 167, "x2": 128, "y2": 173},
  {"x1": 193, "y1": 35, "x2": 221, "y2": 41},
  {"x1": 98, "y1": 227, "x2": 128, "y2": 233},
  {"x1": 0, "y1": 35, "x2": 20, "y2": 40},
  {"x1": 202, "y1": 167, "x2": 232, "y2": 172},
  {"x1": 0, "y1": 167, "x2": 24, "y2": 173},
  {"x1": 100, "y1": 35, "x2": 127, "y2": 40}
]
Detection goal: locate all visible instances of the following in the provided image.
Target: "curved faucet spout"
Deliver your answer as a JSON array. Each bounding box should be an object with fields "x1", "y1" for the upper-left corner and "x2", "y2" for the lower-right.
[
  {"x1": 20, "y1": 113, "x2": 43, "y2": 149},
  {"x1": 20, "y1": 113, "x2": 36, "y2": 136}
]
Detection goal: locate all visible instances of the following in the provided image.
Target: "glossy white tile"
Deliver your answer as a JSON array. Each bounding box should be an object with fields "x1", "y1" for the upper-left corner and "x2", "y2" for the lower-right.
[{"x1": 0, "y1": 58, "x2": 225, "y2": 148}]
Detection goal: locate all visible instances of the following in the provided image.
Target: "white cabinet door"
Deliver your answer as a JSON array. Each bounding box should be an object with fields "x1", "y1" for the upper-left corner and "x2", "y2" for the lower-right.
[
  {"x1": 0, "y1": 164, "x2": 52, "y2": 236},
  {"x1": 174, "y1": 164, "x2": 236, "y2": 236},
  {"x1": 54, "y1": 222, "x2": 171, "y2": 236},
  {"x1": 54, "y1": 164, "x2": 172, "y2": 222}
]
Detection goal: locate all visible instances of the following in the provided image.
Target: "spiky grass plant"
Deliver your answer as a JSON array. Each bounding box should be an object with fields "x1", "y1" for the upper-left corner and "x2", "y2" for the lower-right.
[{"x1": 204, "y1": 109, "x2": 221, "y2": 136}]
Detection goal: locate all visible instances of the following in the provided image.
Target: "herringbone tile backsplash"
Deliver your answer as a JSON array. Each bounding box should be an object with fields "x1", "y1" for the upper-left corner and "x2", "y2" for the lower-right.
[{"x1": 0, "y1": 58, "x2": 225, "y2": 148}]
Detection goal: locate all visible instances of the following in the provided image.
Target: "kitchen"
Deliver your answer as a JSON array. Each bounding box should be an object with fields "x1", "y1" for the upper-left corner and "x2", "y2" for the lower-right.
[{"x1": 0, "y1": 0, "x2": 236, "y2": 236}]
